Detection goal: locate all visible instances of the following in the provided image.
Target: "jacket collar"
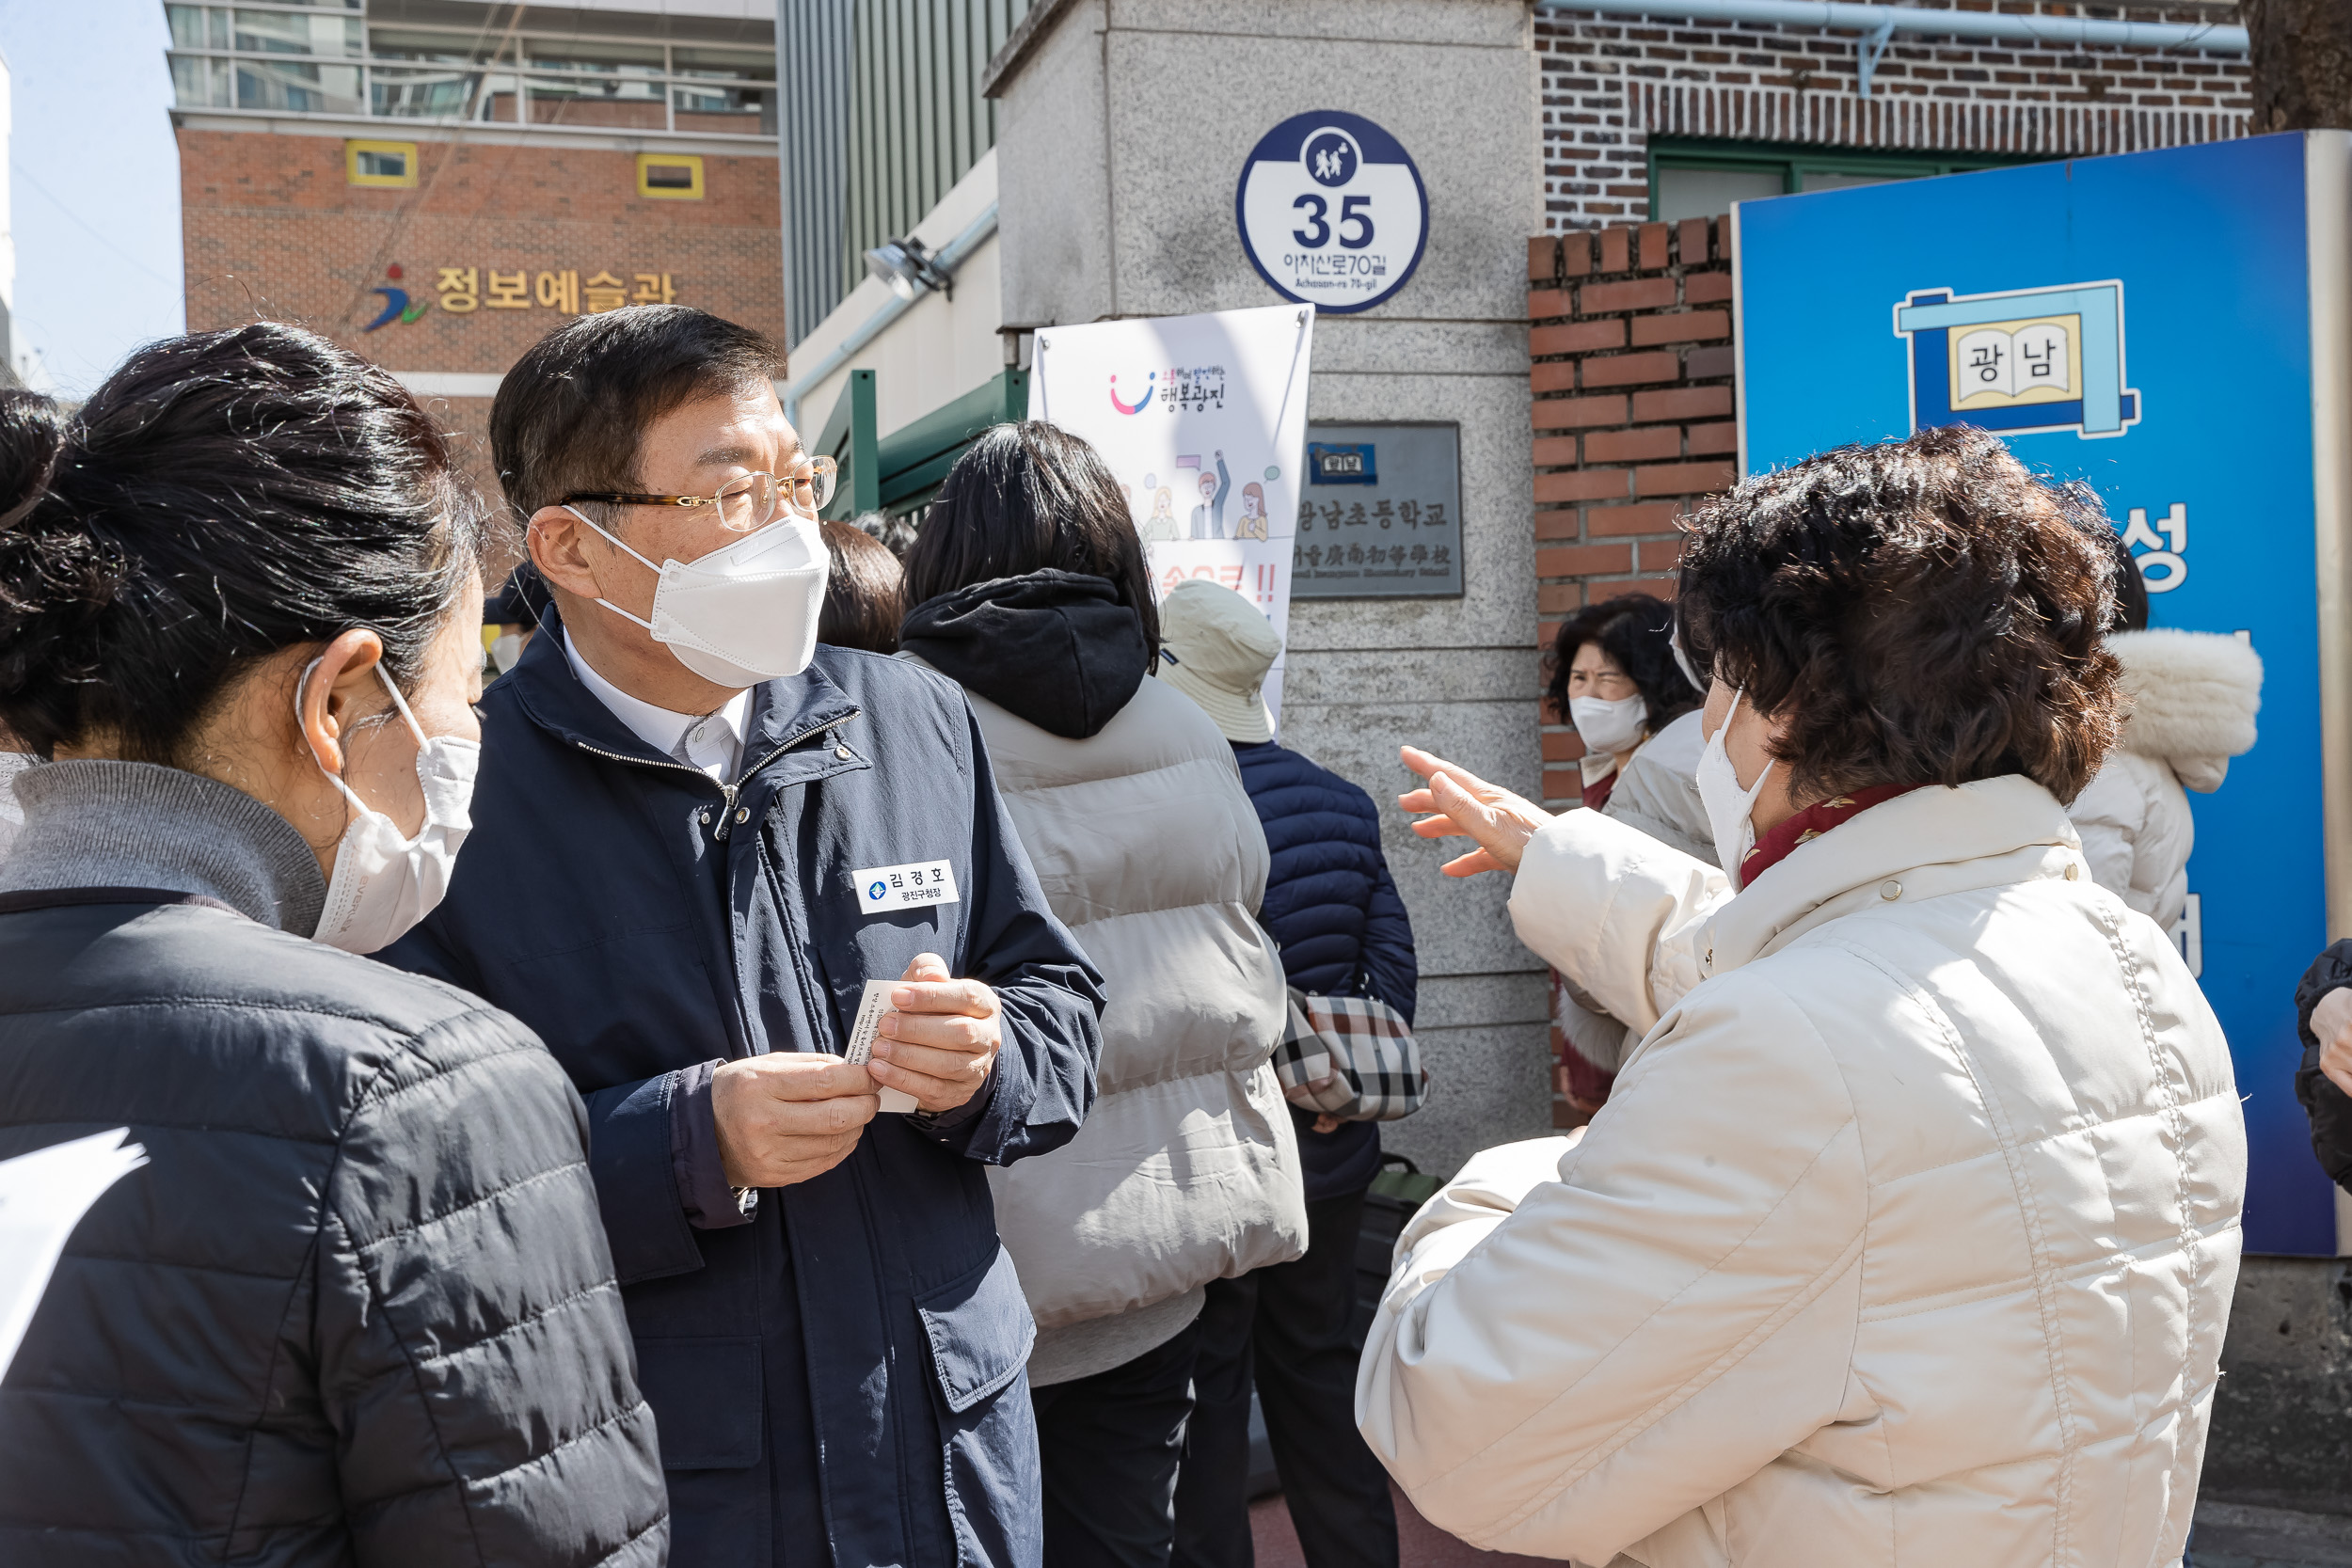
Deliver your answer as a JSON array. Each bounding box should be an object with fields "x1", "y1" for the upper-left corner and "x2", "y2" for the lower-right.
[
  {"x1": 504, "y1": 603, "x2": 860, "y2": 776},
  {"x1": 1698, "y1": 774, "x2": 2087, "y2": 980}
]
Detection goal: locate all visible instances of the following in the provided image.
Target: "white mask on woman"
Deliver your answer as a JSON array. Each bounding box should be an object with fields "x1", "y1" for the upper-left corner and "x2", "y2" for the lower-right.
[
  {"x1": 1695, "y1": 688, "x2": 1774, "y2": 889},
  {"x1": 298, "y1": 658, "x2": 480, "y2": 954},
  {"x1": 1568, "y1": 693, "x2": 1647, "y2": 758},
  {"x1": 570, "y1": 507, "x2": 829, "y2": 688}
]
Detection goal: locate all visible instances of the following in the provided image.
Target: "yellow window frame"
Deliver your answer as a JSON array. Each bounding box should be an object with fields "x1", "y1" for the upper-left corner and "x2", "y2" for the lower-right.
[
  {"x1": 346, "y1": 139, "x2": 420, "y2": 189},
  {"x1": 637, "y1": 153, "x2": 705, "y2": 201}
]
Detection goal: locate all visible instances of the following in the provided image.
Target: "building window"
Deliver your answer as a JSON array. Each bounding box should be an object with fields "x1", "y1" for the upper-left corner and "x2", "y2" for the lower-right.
[
  {"x1": 346, "y1": 139, "x2": 418, "y2": 188},
  {"x1": 1648, "y1": 138, "x2": 2038, "y2": 222},
  {"x1": 637, "y1": 153, "x2": 705, "y2": 200}
]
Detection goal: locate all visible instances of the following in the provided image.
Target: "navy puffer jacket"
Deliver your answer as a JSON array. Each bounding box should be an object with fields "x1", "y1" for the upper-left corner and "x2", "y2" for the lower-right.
[{"x1": 1231, "y1": 741, "x2": 1417, "y2": 1199}]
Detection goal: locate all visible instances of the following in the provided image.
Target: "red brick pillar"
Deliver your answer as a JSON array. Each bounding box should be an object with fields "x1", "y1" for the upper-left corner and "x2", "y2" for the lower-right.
[{"x1": 1526, "y1": 218, "x2": 1736, "y2": 809}]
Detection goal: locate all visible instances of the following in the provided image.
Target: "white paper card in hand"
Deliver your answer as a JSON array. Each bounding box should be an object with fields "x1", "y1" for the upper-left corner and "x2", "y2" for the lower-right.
[
  {"x1": 0, "y1": 1129, "x2": 148, "y2": 1380},
  {"x1": 844, "y1": 979, "x2": 920, "y2": 1114}
]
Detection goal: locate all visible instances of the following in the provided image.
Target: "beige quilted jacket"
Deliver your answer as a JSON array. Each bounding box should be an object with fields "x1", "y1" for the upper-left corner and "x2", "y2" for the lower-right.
[{"x1": 1357, "y1": 776, "x2": 2244, "y2": 1567}]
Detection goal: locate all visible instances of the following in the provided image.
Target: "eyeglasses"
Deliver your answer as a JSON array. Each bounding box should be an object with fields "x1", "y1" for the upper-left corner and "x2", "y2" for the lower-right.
[{"x1": 564, "y1": 455, "x2": 837, "y2": 532}]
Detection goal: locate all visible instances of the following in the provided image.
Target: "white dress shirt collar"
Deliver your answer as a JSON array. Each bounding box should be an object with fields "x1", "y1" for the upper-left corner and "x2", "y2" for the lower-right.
[{"x1": 564, "y1": 629, "x2": 752, "y2": 783}]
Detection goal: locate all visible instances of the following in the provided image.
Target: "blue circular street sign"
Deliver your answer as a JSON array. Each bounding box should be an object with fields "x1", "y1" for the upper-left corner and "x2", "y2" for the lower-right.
[{"x1": 1236, "y1": 110, "x2": 1427, "y2": 316}]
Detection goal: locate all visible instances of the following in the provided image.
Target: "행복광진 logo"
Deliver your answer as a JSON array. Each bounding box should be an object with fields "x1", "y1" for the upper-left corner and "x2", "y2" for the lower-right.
[{"x1": 1892, "y1": 280, "x2": 2139, "y2": 439}]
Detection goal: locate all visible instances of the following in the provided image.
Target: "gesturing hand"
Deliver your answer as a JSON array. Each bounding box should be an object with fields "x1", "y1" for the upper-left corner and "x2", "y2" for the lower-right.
[
  {"x1": 710, "y1": 1054, "x2": 878, "y2": 1189},
  {"x1": 868, "y1": 952, "x2": 1002, "y2": 1116},
  {"x1": 1396, "y1": 745, "x2": 1556, "y2": 878},
  {"x1": 2317, "y1": 987, "x2": 2352, "y2": 1099}
]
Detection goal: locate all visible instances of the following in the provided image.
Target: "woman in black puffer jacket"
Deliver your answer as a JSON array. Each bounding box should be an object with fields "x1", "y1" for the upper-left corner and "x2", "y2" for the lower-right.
[{"x1": 0, "y1": 328, "x2": 666, "y2": 1566}]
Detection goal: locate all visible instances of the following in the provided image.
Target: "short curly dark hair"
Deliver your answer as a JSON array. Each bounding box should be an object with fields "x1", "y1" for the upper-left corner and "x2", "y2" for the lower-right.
[
  {"x1": 1674, "y1": 425, "x2": 2122, "y2": 806},
  {"x1": 1544, "y1": 593, "x2": 1701, "y2": 736}
]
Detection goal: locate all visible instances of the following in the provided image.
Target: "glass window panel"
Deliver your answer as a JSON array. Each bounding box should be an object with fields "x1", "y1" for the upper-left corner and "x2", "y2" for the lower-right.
[
  {"x1": 233, "y1": 9, "x2": 361, "y2": 57},
  {"x1": 370, "y1": 28, "x2": 499, "y2": 65},
  {"x1": 211, "y1": 55, "x2": 233, "y2": 103},
  {"x1": 673, "y1": 84, "x2": 772, "y2": 136},
  {"x1": 671, "y1": 46, "x2": 775, "y2": 82},
  {"x1": 1654, "y1": 165, "x2": 1785, "y2": 221},
  {"x1": 210, "y1": 8, "x2": 228, "y2": 48},
  {"x1": 522, "y1": 40, "x2": 664, "y2": 76},
  {"x1": 525, "y1": 76, "x2": 666, "y2": 131},
  {"x1": 371, "y1": 66, "x2": 484, "y2": 119},
  {"x1": 234, "y1": 58, "x2": 362, "y2": 114},
  {"x1": 1799, "y1": 170, "x2": 1907, "y2": 193},
  {"x1": 167, "y1": 6, "x2": 206, "y2": 49},
  {"x1": 169, "y1": 53, "x2": 216, "y2": 108}
]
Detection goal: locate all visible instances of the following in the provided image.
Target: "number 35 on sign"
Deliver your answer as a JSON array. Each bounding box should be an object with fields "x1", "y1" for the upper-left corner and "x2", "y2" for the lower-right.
[{"x1": 1236, "y1": 110, "x2": 1427, "y2": 317}]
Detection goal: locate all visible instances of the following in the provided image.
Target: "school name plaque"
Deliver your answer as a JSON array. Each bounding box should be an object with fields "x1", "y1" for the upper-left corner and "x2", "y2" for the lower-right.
[{"x1": 1289, "y1": 421, "x2": 1463, "y2": 599}]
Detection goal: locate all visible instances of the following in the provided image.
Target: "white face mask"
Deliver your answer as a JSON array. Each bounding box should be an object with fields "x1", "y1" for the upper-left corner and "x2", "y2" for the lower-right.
[
  {"x1": 569, "y1": 505, "x2": 829, "y2": 688},
  {"x1": 298, "y1": 658, "x2": 480, "y2": 954},
  {"x1": 489, "y1": 630, "x2": 527, "y2": 673},
  {"x1": 1568, "y1": 692, "x2": 1646, "y2": 758},
  {"x1": 1695, "y1": 688, "x2": 1774, "y2": 889}
]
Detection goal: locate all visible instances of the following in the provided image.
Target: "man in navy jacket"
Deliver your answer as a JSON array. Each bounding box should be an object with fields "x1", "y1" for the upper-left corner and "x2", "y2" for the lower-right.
[{"x1": 382, "y1": 307, "x2": 1104, "y2": 1567}]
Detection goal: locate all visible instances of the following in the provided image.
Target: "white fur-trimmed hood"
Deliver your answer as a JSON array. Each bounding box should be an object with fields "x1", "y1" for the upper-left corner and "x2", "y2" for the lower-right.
[{"x1": 2109, "y1": 627, "x2": 2263, "y2": 791}]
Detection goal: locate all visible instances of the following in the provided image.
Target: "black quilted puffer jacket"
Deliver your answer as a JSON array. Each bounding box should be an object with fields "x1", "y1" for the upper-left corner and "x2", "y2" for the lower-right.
[{"x1": 0, "y1": 889, "x2": 670, "y2": 1566}]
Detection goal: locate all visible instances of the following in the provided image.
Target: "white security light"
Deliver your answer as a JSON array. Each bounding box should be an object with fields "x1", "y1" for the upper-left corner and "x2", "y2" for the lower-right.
[{"x1": 863, "y1": 236, "x2": 953, "y2": 302}]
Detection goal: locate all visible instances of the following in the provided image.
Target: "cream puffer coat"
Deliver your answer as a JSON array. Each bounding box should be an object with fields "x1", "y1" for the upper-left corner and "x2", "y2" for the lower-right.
[
  {"x1": 1358, "y1": 777, "x2": 2244, "y2": 1567},
  {"x1": 2068, "y1": 628, "x2": 2262, "y2": 930},
  {"x1": 966, "y1": 672, "x2": 1306, "y2": 1374}
]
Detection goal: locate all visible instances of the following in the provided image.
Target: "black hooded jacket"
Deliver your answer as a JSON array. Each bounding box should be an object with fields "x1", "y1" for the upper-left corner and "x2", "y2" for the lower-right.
[{"x1": 899, "y1": 570, "x2": 1152, "y2": 739}]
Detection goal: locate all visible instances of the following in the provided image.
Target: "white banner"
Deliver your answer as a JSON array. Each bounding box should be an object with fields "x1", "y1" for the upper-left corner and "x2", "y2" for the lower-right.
[{"x1": 1027, "y1": 303, "x2": 1315, "y2": 726}]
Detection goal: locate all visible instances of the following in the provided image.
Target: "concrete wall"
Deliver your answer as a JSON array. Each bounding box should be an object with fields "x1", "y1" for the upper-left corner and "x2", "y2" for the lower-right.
[{"x1": 993, "y1": 0, "x2": 1546, "y2": 1178}]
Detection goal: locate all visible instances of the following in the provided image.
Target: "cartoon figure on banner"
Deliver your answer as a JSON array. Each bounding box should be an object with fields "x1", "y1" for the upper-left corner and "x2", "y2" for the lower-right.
[
  {"x1": 1143, "y1": 483, "x2": 1180, "y2": 543},
  {"x1": 1191, "y1": 453, "x2": 1232, "y2": 540},
  {"x1": 1235, "y1": 480, "x2": 1270, "y2": 541}
]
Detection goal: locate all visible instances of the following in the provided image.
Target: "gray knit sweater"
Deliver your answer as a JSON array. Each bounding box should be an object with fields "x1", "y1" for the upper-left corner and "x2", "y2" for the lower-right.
[{"x1": 1, "y1": 758, "x2": 326, "y2": 936}]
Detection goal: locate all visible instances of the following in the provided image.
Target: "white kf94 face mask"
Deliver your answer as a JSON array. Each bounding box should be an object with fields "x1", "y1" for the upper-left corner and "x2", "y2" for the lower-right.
[
  {"x1": 297, "y1": 657, "x2": 481, "y2": 954},
  {"x1": 568, "y1": 505, "x2": 830, "y2": 688},
  {"x1": 1568, "y1": 692, "x2": 1646, "y2": 758},
  {"x1": 1695, "y1": 688, "x2": 1774, "y2": 890}
]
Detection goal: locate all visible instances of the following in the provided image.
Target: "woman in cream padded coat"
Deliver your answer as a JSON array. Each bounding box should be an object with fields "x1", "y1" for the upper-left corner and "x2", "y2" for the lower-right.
[
  {"x1": 2065, "y1": 539, "x2": 2262, "y2": 929},
  {"x1": 1361, "y1": 429, "x2": 2244, "y2": 1568},
  {"x1": 898, "y1": 423, "x2": 1305, "y2": 1568}
]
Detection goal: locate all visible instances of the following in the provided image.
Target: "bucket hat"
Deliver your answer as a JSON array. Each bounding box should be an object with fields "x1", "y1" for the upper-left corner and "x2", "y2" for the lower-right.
[{"x1": 1156, "y1": 578, "x2": 1281, "y2": 743}]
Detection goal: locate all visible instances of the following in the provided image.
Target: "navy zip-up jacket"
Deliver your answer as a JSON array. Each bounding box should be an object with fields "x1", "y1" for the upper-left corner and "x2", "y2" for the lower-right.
[
  {"x1": 381, "y1": 613, "x2": 1105, "y2": 1568},
  {"x1": 1230, "y1": 740, "x2": 1417, "y2": 1200}
]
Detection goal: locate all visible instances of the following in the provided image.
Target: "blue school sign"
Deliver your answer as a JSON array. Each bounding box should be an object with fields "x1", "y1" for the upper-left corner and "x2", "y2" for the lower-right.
[{"x1": 1738, "y1": 132, "x2": 2351, "y2": 1256}]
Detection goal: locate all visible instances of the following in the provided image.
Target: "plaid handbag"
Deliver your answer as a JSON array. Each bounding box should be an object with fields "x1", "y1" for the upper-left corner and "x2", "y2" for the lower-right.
[{"x1": 1271, "y1": 984, "x2": 1430, "y2": 1122}]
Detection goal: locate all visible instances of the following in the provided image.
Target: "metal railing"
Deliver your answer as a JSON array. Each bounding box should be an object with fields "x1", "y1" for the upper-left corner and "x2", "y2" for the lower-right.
[{"x1": 164, "y1": 1, "x2": 778, "y2": 137}]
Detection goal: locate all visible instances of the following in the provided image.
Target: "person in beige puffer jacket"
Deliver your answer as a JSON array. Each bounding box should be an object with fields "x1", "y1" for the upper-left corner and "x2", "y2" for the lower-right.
[
  {"x1": 2065, "y1": 536, "x2": 2262, "y2": 930},
  {"x1": 898, "y1": 422, "x2": 1306, "y2": 1567},
  {"x1": 1361, "y1": 429, "x2": 2243, "y2": 1568}
]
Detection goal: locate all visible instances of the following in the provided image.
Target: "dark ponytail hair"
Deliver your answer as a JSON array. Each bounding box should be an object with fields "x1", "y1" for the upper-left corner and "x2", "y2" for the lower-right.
[
  {"x1": 0, "y1": 322, "x2": 483, "y2": 762},
  {"x1": 904, "y1": 422, "x2": 1161, "y2": 655}
]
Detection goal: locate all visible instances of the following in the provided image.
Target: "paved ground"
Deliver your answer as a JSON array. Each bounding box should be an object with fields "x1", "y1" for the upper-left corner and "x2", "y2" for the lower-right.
[
  {"x1": 1245, "y1": 1490, "x2": 2352, "y2": 1566},
  {"x1": 2190, "y1": 1500, "x2": 2352, "y2": 1568}
]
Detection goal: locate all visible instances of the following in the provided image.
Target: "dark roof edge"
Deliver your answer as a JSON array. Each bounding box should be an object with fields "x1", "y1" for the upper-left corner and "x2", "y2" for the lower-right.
[{"x1": 980, "y1": 0, "x2": 1084, "y2": 100}]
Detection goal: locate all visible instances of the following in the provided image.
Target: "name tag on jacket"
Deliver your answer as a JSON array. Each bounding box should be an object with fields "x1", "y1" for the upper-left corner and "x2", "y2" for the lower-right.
[{"x1": 853, "y1": 860, "x2": 960, "y2": 913}]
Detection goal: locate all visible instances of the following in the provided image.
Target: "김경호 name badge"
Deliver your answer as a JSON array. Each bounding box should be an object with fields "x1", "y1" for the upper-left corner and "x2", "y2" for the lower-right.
[{"x1": 853, "y1": 860, "x2": 960, "y2": 914}]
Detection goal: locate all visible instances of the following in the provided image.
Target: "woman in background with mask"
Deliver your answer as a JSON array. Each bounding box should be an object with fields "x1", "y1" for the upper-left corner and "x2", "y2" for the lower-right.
[
  {"x1": 1547, "y1": 593, "x2": 1706, "y2": 850},
  {"x1": 1363, "y1": 428, "x2": 2241, "y2": 1568},
  {"x1": 1543, "y1": 594, "x2": 1708, "y2": 1118},
  {"x1": 0, "y1": 325, "x2": 667, "y2": 1567}
]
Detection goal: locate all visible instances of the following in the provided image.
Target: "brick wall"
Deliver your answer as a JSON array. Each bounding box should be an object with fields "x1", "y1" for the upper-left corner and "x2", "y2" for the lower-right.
[
  {"x1": 1528, "y1": 215, "x2": 1734, "y2": 809},
  {"x1": 1537, "y1": 0, "x2": 2250, "y2": 229},
  {"x1": 179, "y1": 127, "x2": 782, "y2": 504}
]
